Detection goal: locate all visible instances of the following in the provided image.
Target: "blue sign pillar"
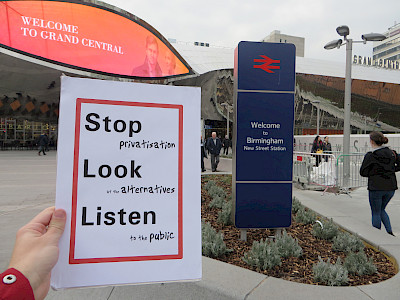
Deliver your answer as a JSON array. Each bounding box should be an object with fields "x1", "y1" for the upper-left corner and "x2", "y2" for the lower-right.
[{"x1": 233, "y1": 42, "x2": 296, "y2": 228}]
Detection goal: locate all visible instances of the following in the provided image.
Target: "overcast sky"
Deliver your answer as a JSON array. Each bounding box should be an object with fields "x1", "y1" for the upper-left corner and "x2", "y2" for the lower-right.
[{"x1": 104, "y1": 0, "x2": 400, "y2": 62}]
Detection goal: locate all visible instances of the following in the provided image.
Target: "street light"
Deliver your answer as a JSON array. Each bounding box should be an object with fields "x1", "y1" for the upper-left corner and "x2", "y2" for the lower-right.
[
  {"x1": 221, "y1": 102, "x2": 233, "y2": 139},
  {"x1": 324, "y1": 39, "x2": 342, "y2": 50},
  {"x1": 324, "y1": 25, "x2": 386, "y2": 188}
]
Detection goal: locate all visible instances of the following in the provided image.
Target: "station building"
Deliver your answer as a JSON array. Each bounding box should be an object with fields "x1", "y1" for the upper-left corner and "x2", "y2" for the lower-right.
[
  {"x1": 1, "y1": 0, "x2": 400, "y2": 149},
  {"x1": 373, "y1": 23, "x2": 400, "y2": 63}
]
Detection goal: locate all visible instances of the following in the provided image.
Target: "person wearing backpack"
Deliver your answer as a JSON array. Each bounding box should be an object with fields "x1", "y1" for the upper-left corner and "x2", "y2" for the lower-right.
[{"x1": 360, "y1": 131, "x2": 400, "y2": 236}]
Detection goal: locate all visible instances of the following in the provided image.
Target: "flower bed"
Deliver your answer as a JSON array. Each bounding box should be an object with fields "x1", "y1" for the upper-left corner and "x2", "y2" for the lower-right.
[{"x1": 201, "y1": 174, "x2": 397, "y2": 286}]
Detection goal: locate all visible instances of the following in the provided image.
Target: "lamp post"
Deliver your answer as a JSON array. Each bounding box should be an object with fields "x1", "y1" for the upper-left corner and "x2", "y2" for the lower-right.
[
  {"x1": 324, "y1": 26, "x2": 386, "y2": 188},
  {"x1": 221, "y1": 102, "x2": 233, "y2": 138}
]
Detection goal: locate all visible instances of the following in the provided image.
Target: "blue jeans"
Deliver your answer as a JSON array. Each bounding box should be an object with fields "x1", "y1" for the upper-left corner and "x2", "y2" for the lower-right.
[{"x1": 368, "y1": 190, "x2": 395, "y2": 233}]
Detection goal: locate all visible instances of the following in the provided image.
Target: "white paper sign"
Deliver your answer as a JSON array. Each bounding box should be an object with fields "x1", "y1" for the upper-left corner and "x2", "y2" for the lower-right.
[{"x1": 52, "y1": 76, "x2": 201, "y2": 289}]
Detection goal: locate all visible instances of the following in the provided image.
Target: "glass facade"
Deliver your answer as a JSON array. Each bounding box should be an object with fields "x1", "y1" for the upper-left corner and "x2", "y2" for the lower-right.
[
  {"x1": 0, "y1": 118, "x2": 57, "y2": 149},
  {"x1": 373, "y1": 45, "x2": 400, "y2": 60},
  {"x1": 372, "y1": 24, "x2": 400, "y2": 62}
]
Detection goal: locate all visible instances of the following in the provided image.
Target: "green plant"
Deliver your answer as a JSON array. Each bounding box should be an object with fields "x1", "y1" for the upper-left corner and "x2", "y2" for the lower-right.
[
  {"x1": 313, "y1": 257, "x2": 348, "y2": 286},
  {"x1": 208, "y1": 185, "x2": 226, "y2": 199},
  {"x1": 218, "y1": 200, "x2": 232, "y2": 225},
  {"x1": 292, "y1": 197, "x2": 303, "y2": 214},
  {"x1": 243, "y1": 239, "x2": 281, "y2": 270},
  {"x1": 209, "y1": 195, "x2": 225, "y2": 209},
  {"x1": 295, "y1": 207, "x2": 316, "y2": 225},
  {"x1": 344, "y1": 252, "x2": 377, "y2": 275},
  {"x1": 204, "y1": 180, "x2": 216, "y2": 191},
  {"x1": 274, "y1": 230, "x2": 303, "y2": 258},
  {"x1": 332, "y1": 232, "x2": 365, "y2": 253},
  {"x1": 312, "y1": 219, "x2": 339, "y2": 240},
  {"x1": 221, "y1": 175, "x2": 232, "y2": 185},
  {"x1": 202, "y1": 221, "x2": 230, "y2": 258}
]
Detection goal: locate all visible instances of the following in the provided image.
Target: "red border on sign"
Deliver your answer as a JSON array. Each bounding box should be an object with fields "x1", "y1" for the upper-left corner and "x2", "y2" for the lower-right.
[{"x1": 69, "y1": 98, "x2": 183, "y2": 264}]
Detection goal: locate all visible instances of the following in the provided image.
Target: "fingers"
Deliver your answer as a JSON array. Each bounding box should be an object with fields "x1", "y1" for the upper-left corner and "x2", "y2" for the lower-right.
[
  {"x1": 29, "y1": 207, "x2": 55, "y2": 227},
  {"x1": 46, "y1": 209, "x2": 67, "y2": 244}
]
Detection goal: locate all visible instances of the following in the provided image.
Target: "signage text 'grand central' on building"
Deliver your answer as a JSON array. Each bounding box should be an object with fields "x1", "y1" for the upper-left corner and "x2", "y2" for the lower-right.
[{"x1": 353, "y1": 55, "x2": 400, "y2": 70}]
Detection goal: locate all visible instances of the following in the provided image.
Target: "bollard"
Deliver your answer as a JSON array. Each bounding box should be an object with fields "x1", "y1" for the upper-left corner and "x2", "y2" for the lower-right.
[
  {"x1": 240, "y1": 229, "x2": 247, "y2": 241},
  {"x1": 274, "y1": 228, "x2": 283, "y2": 238}
]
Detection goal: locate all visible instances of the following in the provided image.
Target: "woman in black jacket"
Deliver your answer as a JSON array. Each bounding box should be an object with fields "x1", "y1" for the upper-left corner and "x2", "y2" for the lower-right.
[
  {"x1": 360, "y1": 131, "x2": 400, "y2": 236},
  {"x1": 311, "y1": 135, "x2": 324, "y2": 167}
]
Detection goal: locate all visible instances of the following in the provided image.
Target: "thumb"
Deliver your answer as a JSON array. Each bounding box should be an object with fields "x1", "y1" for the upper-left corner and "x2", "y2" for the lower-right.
[{"x1": 46, "y1": 209, "x2": 66, "y2": 243}]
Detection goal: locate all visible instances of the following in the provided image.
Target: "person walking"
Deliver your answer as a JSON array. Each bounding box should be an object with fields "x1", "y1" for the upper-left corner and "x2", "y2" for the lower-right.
[
  {"x1": 311, "y1": 135, "x2": 324, "y2": 167},
  {"x1": 206, "y1": 132, "x2": 222, "y2": 172},
  {"x1": 360, "y1": 131, "x2": 400, "y2": 236},
  {"x1": 222, "y1": 135, "x2": 231, "y2": 155},
  {"x1": 37, "y1": 133, "x2": 49, "y2": 156},
  {"x1": 323, "y1": 136, "x2": 332, "y2": 162},
  {"x1": 201, "y1": 136, "x2": 207, "y2": 172}
]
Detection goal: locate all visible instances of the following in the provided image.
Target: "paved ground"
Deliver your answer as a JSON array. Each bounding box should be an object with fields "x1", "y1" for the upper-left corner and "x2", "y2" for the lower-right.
[
  {"x1": 1, "y1": 151, "x2": 400, "y2": 299},
  {"x1": 203, "y1": 155, "x2": 232, "y2": 174}
]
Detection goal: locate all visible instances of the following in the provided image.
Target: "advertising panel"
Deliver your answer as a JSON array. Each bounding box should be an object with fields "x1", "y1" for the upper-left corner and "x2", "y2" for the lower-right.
[{"x1": 0, "y1": 0, "x2": 193, "y2": 78}]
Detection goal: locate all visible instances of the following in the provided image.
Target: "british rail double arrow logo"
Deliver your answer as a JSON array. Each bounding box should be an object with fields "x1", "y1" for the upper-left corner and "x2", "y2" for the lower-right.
[{"x1": 253, "y1": 55, "x2": 280, "y2": 73}]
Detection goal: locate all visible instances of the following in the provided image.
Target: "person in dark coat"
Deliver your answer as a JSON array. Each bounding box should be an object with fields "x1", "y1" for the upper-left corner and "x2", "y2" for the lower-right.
[
  {"x1": 222, "y1": 135, "x2": 231, "y2": 155},
  {"x1": 37, "y1": 133, "x2": 49, "y2": 156},
  {"x1": 311, "y1": 135, "x2": 324, "y2": 167},
  {"x1": 360, "y1": 131, "x2": 400, "y2": 236},
  {"x1": 201, "y1": 136, "x2": 207, "y2": 172},
  {"x1": 323, "y1": 136, "x2": 332, "y2": 162},
  {"x1": 206, "y1": 132, "x2": 222, "y2": 172}
]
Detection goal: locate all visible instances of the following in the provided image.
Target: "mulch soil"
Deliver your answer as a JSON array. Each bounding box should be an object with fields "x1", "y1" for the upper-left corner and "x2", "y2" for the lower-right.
[{"x1": 201, "y1": 174, "x2": 397, "y2": 286}]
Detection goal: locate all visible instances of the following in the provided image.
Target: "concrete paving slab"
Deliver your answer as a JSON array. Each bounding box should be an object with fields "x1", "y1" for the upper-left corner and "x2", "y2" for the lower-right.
[
  {"x1": 46, "y1": 287, "x2": 113, "y2": 300},
  {"x1": 199, "y1": 257, "x2": 266, "y2": 299},
  {"x1": 202, "y1": 157, "x2": 232, "y2": 174},
  {"x1": 357, "y1": 261, "x2": 400, "y2": 300},
  {"x1": 0, "y1": 151, "x2": 57, "y2": 206},
  {"x1": 107, "y1": 257, "x2": 266, "y2": 300},
  {"x1": 108, "y1": 282, "x2": 233, "y2": 300},
  {"x1": 247, "y1": 276, "x2": 371, "y2": 300},
  {"x1": 294, "y1": 198, "x2": 349, "y2": 218}
]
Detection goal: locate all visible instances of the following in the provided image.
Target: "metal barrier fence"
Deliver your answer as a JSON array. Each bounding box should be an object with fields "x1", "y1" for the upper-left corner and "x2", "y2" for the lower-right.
[
  {"x1": 293, "y1": 152, "x2": 337, "y2": 190},
  {"x1": 293, "y1": 151, "x2": 369, "y2": 191},
  {"x1": 335, "y1": 153, "x2": 368, "y2": 189}
]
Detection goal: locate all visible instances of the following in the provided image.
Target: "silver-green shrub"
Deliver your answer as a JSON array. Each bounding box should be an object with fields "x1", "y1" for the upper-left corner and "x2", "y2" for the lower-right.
[
  {"x1": 209, "y1": 195, "x2": 225, "y2": 209},
  {"x1": 275, "y1": 230, "x2": 303, "y2": 258},
  {"x1": 202, "y1": 221, "x2": 229, "y2": 258},
  {"x1": 218, "y1": 200, "x2": 232, "y2": 225},
  {"x1": 292, "y1": 197, "x2": 303, "y2": 214},
  {"x1": 208, "y1": 185, "x2": 226, "y2": 199},
  {"x1": 243, "y1": 239, "x2": 281, "y2": 270},
  {"x1": 313, "y1": 256, "x2": 349, "y2": 286},
  {"x1": 332, "y1": 232, "x2": 365, "y2": 253},
  {"x1": 312, "y1": 219, "x2": 339, "y2": 240},
  {"x1": 295, "y1": 207, "x2": 316, "y2": 225},
  {"x1": 344, "y1": 252, "x2": 377, "y2": 275},
  {"x1": 204, "y1": 180, "x2": 216, "y2": 191}
]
